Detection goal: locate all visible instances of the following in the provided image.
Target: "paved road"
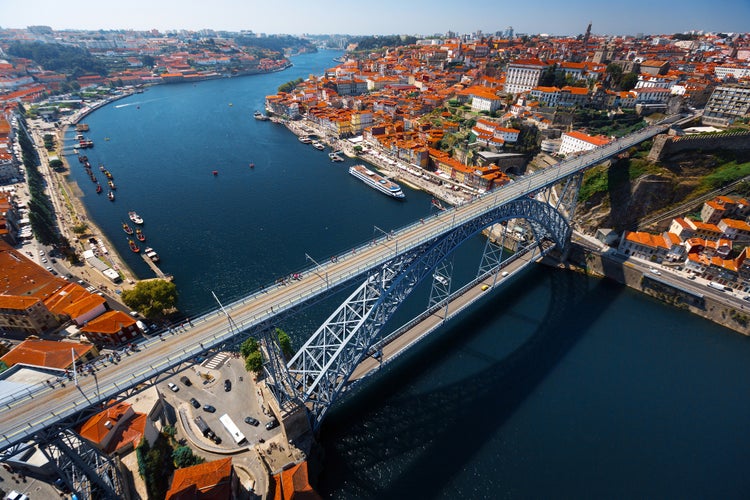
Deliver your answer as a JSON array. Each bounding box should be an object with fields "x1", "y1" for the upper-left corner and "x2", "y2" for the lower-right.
[{"x1": 0, "y1": 119, "x2": 672, "y2": 452}]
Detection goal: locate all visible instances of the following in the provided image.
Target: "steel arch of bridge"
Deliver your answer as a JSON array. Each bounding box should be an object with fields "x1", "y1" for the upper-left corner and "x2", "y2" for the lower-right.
[{"x1": 287, "y1": 197, "x2": 571, "y2": 428}]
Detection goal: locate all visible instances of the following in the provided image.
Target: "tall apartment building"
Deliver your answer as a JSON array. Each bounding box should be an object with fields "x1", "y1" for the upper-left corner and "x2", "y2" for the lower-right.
[
  {"x1": 703, "y1": 83, "x2": 750, "y2": 126},
  {"x1": 503, "y1": 59, "x2": 548, "y2": 95}
]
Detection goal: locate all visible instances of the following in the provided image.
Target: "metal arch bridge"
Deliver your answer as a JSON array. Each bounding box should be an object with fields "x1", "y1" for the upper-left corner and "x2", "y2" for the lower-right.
[{"x1": 0, "y1": 119, "x2": 675, "y2": 498}]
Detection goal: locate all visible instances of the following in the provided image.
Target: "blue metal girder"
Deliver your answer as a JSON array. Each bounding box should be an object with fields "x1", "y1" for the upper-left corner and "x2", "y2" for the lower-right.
[{"x1": 287, "y1": 198, "x2": 570, "y2": 427}]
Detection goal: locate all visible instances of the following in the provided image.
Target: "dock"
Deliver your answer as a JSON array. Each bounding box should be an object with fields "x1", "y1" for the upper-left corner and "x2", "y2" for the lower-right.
[{"x1": 141, "y1": 253, "x2": 172, "y2": 281}]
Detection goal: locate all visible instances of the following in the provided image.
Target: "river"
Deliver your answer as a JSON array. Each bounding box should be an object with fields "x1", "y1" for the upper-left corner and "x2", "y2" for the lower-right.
[{"x1": 66, "y1": 50, "x2": 750, "y2": 499}]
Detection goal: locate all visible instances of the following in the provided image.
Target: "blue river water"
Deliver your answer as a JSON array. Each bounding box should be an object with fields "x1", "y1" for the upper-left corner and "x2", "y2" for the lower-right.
[{"x1": 66, "y1": 50, "x2": 750, "y2": 498}]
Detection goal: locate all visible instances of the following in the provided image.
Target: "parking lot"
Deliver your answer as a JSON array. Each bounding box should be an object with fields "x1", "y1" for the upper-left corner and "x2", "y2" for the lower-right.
[{"x1": 159, "y1": 352, "x2": 281, "y2": 448}]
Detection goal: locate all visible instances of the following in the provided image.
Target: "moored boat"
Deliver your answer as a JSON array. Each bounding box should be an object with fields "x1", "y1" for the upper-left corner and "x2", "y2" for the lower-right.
[
  {"x1": 254, "y1": 110, "x2": 270, "y2": 121},
  {"x1": 144, "y1": 247, "x2": 160, "y2": 262},
  {"x1": 329, "y1": 152, "x2": 344, "y2": 162},
  {"x1": 128, "y1": 211, "x2": 144, "y2": 225},
  {"x1": 348, "y1": 164, "x2": 405, "y2": 199},
  {"x1": 128, "y1": 239, "x2": 140, "y2": 253},
  {"x1": 312, "y1": 141, "x2": 325, "y2": 151},
  {"x1": 298, "y1": 136, "x2": 312, "y2": 144},
  {"x1": 96, "y1": 184, "x2": 102, "y2": 194},
  {"x1": 108, "y1": 180, "x2": 116, "y2": 190},
  {"x1": 108, "y1": 191, "x2": 115, "y2": 201},
  {"x1": 122, "y1": 222, "x2": 133, "y2": 235},
  {"x1": 135, "y1": 228, "x2": 145, "y2": 242}
]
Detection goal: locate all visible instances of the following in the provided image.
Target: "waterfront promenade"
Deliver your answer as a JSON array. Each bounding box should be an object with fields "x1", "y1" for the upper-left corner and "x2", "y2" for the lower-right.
[
  {"x1": 279, "y1": 117, "x2": 471, "y2": 206},
  {"x1": 26, "y1": 113, "x2": 139, "y2": 297}
]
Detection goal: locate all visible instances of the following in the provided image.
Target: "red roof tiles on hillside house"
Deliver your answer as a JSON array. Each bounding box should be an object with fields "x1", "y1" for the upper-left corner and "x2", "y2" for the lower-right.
[
  {"x1": 0, "y1": 338, "x2": 95, "y2": 369},
  {"x1": 166, "y1": 457, "x2": 235, "y2": 500}
]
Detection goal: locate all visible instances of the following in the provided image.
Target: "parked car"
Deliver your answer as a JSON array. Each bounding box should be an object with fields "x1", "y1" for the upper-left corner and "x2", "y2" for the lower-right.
[
  {"x1": 244, "y1": 416, "x2": 259, "y2": 426},
  {"x1": 203, "y1": 404, "x2": 216, "y2": 413},
  {"x1": 167, "y1": 382, "x2": 179, "y2": 392},
  {"x1": 181, "y1": 376, "x2": 192, "y2": 386},
  {"x1": 224, "y1": 379, "x2": 231, "y2": 392},
  {"x1": 265, "y1": 418, "x2": 279, "y2": 430},
  {"x1": 190, "y1": 398, "x2": 200, "y2": 408},
  {"x1": 211, "y1": 434, "x2": 222, "y2": 444}
]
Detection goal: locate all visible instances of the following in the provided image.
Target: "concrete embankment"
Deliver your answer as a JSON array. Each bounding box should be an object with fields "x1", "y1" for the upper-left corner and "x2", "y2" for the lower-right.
[{"x1": 567, "y1": 243, "x2": 750, "y2": 335}]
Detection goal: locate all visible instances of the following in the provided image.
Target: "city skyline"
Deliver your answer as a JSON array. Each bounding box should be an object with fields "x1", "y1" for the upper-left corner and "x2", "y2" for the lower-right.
[{"x1": 4, "y1": 0, "x2": 750, "y2": 37}]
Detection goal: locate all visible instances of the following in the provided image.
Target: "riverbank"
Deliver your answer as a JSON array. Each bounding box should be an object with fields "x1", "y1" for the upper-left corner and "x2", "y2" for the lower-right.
[
  {"x1": 567, "y1": 241, "x2": 750, "y2": 335},
  {"x1": 29, "y1": 99, "x2": 142, "y2": 296}
]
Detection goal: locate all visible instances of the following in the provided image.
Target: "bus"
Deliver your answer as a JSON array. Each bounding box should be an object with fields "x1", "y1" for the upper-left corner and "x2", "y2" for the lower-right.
[{"x1": 219, "y1": 414, "x2": 247, "y2": 445}]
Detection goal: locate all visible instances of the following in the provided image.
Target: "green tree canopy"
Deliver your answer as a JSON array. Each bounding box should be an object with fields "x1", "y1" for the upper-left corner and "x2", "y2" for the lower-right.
[
  {"x1": 172, "y1": 446, "x2": 204, "y2": 468},
  {"x1": 121, "y1": 279, "x2": 178, "y2": 318},
  {"x1": 276, "y1": 328, "x2": 293, "y2": 358},
  {"x1": 245, "y1": 350, "x2": 263, "y2": 374},
  {"x1": 620, "y1": 72, "x2": 638, "y2": 91},
  {"x1": 7, "y1": 41, "x2": 107, "y2": 76},
  {"x1": 240, "y1": 337, "x2": 259, "y2": 358}
]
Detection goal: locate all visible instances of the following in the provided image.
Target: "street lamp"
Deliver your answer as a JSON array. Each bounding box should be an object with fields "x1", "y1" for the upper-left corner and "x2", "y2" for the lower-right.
[
  {"x1": 305, "y1": 253, "x2": 329, "y2": 288},
  {"x1": 373, "y1": 225, "x2": 398, "y2": 255}
]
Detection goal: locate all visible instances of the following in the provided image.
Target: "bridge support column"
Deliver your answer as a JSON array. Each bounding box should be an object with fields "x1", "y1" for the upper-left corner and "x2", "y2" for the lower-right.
[
  {"x1": 428, "y1": 257, "x2": 454, "y2": 318},
  {"x1": 38, "y1": 429, "x2": 124, "y2": 500}
]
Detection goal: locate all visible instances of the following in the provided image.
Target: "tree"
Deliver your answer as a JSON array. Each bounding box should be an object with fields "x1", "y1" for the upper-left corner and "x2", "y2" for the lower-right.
[
  {"x1": 606, "y1": 63, "x2": 623, "y2": 86},
  {"x1": 121, "y1": 279, "x2": 178, "y2": 318},
  {"x1": 141, "y1": 55, "x2": 155, "y2": 68},
  {"x1": 49, "y1": 158, "x2": 63, "y2": 170},
  {"x1": 277, "y1": 328, "x2": 293, "y2": 358},
  {"x1": 162, "y1": 425, "x2": 176, "y2": 439},
  {"x1": 620, "y1": 72, "x2": 638, "y2": 91},
  {"x1": 245, "y1": 351, "x2": 263, "y2": 374},
  {"x1": 240, "y1": 337, "x2": 259, "y2": 358},
  {"x1": 172, "y1": 446, "x2": 204, "y2": 468}
]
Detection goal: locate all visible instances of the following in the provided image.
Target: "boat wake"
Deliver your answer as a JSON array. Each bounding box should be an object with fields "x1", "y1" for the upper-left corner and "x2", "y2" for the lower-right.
[{"x1": 115, "y1": 98, "x2": 164, "y2": 109}]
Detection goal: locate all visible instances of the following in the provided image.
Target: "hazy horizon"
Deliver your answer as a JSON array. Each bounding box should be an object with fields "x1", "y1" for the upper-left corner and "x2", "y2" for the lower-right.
[{"x1": 4, "y1": 0, "x2": 749, "y2": 38}]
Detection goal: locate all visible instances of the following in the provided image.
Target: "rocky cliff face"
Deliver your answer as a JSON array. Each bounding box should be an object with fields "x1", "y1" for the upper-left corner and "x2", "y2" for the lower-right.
[{"x1": 575, "y1": 150, "x2": 750, "y2": 233}]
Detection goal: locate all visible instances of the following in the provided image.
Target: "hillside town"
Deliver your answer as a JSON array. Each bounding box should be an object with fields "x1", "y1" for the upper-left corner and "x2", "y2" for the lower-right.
[{"x1": 0, "y1": 24, "x2": 749, "y2": 499}]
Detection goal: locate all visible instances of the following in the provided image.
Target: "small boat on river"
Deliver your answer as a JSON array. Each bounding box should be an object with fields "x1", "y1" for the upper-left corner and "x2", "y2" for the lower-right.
[
  {"x1": 108, "y1": 180, "x2": 116, "y2": 190},
  {"x1": 128, "y1": 239, "x2": 140, "y2": 253},
  {"x1": 108, "y1": 191, "x2": 115, "y2": 201},
  {"x1": 122, "y1": 222, "x2": 133, "y2": 235},
  {"x1": 254, "y1": 110, "x2": 270, "y2": 121},
  {"x1": 144, "y1": 247, "x2": 160, "y2": 262},
  {"x1": 96, "y1": 184, "x2": 102, "y2": 194},
  {"x1": 128, "y1": 211, "x2": 144, "y2": 225},
  {"x1": 135, "y1": 228, "x2": 146, "y2": 242}
]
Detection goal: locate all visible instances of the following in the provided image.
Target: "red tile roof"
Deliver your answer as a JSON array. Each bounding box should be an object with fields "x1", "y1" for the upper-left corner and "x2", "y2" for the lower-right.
[
  {"x1": 0, "y1": 339, "x2": 94, "y2": 369},
  {"x1": 272, "y1": 461, "x2": 321, "y2": 500},
  {"x1": 166, "y1": 457, "x2": 233, "y2": 500},
  {"x1": 80, "y1": 310, "x2": 136, "y2": 334}
]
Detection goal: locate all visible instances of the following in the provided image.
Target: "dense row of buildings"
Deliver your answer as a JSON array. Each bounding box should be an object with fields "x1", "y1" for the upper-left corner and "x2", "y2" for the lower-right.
[
  {"x1": 264, "y1": 30, "x2": 749, "y2": 186},
  {"x1": 0, "y1": 240, "x2": 142, "y2": 344},
  {"x1": 619, "y1": 195, "x2": 750, "y2": 291}
]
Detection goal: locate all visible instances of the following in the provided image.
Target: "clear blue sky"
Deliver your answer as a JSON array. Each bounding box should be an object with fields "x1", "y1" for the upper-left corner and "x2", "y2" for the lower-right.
[{"x1": 3, "y1": 0, "x2": 749, "y2": 36}]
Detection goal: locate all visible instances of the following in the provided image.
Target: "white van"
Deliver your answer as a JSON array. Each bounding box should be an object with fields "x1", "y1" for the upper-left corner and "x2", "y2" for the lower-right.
[
  {"x1": 5, "y1": 491, "x2": 29, "y2": 500},
  {"x1": 707, "y1": 281, "x2": 726, "y2": 291}
]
